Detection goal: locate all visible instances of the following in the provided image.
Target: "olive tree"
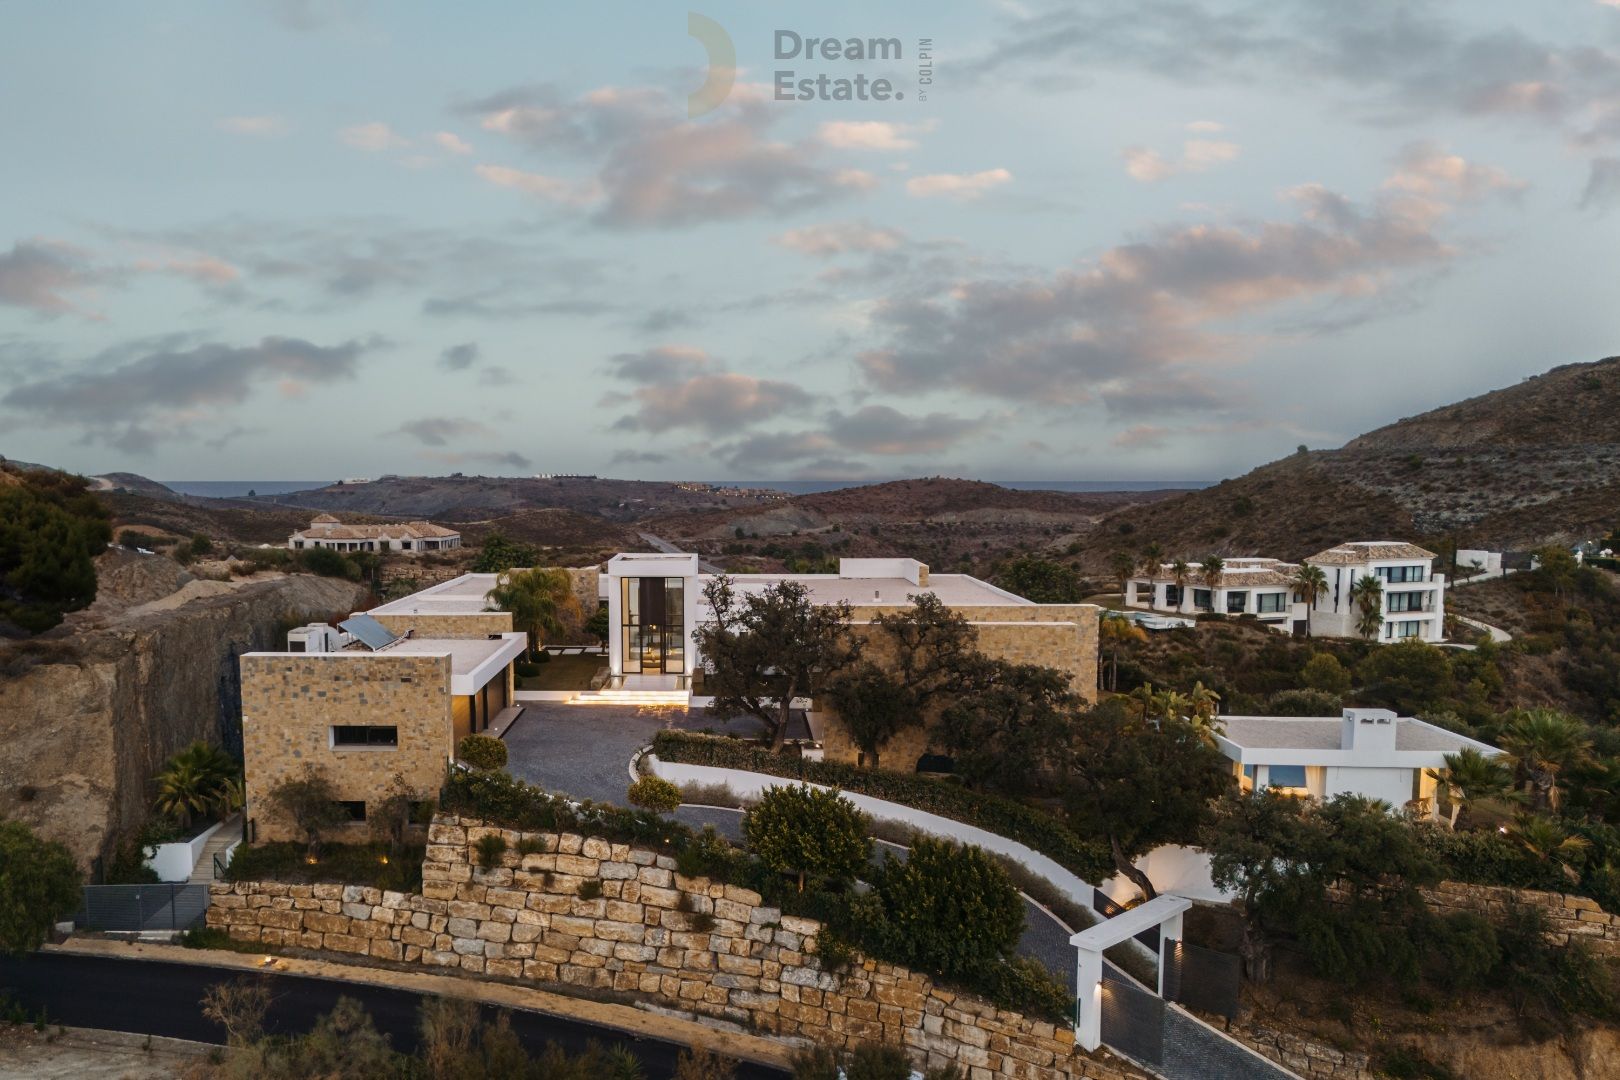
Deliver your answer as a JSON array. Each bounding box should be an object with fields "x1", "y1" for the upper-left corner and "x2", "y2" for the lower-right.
[{"x1": 0, "y1": 820, "x2": 81, "y2": 955}]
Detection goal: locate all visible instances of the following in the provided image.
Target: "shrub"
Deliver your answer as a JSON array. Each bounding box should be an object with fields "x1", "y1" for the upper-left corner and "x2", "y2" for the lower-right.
[
  {"x1": 474, "y1": 834, "x2": 508, "y2": 867},
  {"x1": 627, "y1": 776, "x2": 683, "y2": 814},
  {"x1": 1427, "y1": 911, "x2": 1498, "y2": 992},
  {"x1": 864, "y1": 836, "x2": 1025, "y2": 983},
  {"x1": 457, "y1": 734, "x2": 508, "y2": 771},
  {"x1": 652, "y1": 731, "x2": 1113, "y2": 884},
  {"x1": 298, "y1": 546, "x2": 358, "y2": 579},
  {"x1": 516, "y1": 836, "x2": 548, "y2": 858},
  {"x1": 843, "y1": 1044, "x2": 912, "y2": 1080},
  {"x1": 578, "y1": 879, "x2": 603, "y2": 900},
  {"x1": 789, "y1": 1046, "x2": 840, "y2": 1080},
  {"x1": 224, "y1": 842, "x2": 423, "y2": 892},
  {"x1": 743, "y1": 784, "x2": 872, "y2": 893},
  {"x1": 0, "y1": 821, "x2": 81, "y2": 955},
  {"x1": 439, "y1": 769, "x2": 696, "y2": 852},
  {"x1": 673, "y1": 1047, "x2": 737, "y2": 1080},
  {"x1": 265, "y1": 765, "x2": 348, "y2": 857},
  {"x1": 514, "y1": 661, "x2": 542, "y2": 678},
  {"x1": 1263, "y1": 688, "x2": 1343, "y2": 716}
]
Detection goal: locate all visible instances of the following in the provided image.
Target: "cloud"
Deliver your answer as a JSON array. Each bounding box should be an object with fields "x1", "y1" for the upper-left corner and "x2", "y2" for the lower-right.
[
  {"x1": 473, "y1": 164, "x2": 601, "y2": 206},
  {"x1": 432, "y1": 131, "x2": 472, "y2": 155},
  {"x1": 1112, "y1": 424, "x2": 1171, "y2": 449},
  {"x1": 438, "y1": 342, "x2": 480, "y2": 371},
  {"x1": 424, "y1": 449, "x2": 532, "y2": 470},
  {"x1": 1, "y1": 335, "x2": 373, "y2": 451},
  {"x1": 825, "y1": 406, "x2": 984, "y2": 455},
  {"x1": 774, "y1": 221, "x2": 906, "y2": 257},
  {"x1": 1123, "y1": 139, "x2": 1240, "y2": 183},
  {"x1": 604, "y1": 346, "x2": 815, "y2": 434},
  {"x1": 257, "y1": 0, "x2": 363, "y2": 32},
  {"x1": 218, "y1": 115, "x2": 290, "y2": 137},
  {"x1": 611, "y1": 449, "x2": 671, "y2": 466},
  {"x1": 0, "y1": 240, "x2": 98, "y2": 316},
  {"x1": 461, "y1": 83, "x2": 877, "y2": 227},
  {"x1": 1185, "y1": 120, "x2": 1225, "y2": 133},
  {"x1": 817, "y1": 120, "x2": 933, "y2": 151},
  {"x1": 389, "y1": 417, "x2": 492, "y2": 445},
  {"x1": 1383, "y1": 141, "x2": 1526, "y2": 200},
  {"x1": 858, "y1": 150, "x2": 1518, "y2": 413},
  {"x1": 905, "y1": 168, "x2": 1013, "y2": 200},
  {"x1": 1581, "y1": 157, "x2": 1620, "y2": 209},
  {"x1": 964, "y1": 3, "x2": 1620, "y2": 146},
  {"x1": 131, "y1": 253, "x2": 240, "y2": 285},
  {"x1": 340, "y1": 122, "x2": 410, "y2": 151}
]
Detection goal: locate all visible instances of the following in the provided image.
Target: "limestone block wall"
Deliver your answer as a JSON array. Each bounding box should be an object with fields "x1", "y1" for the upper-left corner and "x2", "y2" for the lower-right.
[
  {"x1": 1414, "y1": 881, "x2": 1620, "y2": 956},
  {"x1": 1225, "y1": 1023, "x2": 1374, "y2": 1080},
  {"x1": 240, "y1": 653, "x2": 452, "y2": 842},
  {"x1": 210, "y1": 817, "x2": 1146, "y2": 1080},
  {"x1": 372, "y1": 611, "x2": 514, "y2": 639}
]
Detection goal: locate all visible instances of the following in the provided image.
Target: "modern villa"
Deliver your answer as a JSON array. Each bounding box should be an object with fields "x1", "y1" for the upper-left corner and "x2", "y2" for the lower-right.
[
  {"x1": 1214, "y1": 708, "x2": 1500, "y2": 816},
  {"x1": 288, "y1": 513, "x2": 462, "y2": 554},
  {"x1": 1124, "y1": 540, "x2": 1447, "y2": 642}
]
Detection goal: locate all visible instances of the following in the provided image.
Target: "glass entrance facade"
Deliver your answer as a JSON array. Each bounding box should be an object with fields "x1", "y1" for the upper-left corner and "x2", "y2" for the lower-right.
[{"x1": 620, "y1": 576, "x2": 685, "y2": 675}]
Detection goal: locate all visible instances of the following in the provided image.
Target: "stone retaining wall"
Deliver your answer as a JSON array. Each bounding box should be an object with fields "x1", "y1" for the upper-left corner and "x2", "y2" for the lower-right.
[
  {"x1": 1225, "y1": 1023, "x2": 1374, "y2": 1080},
  {"x1": 208, "y1": 816, "x2": 1146, "y2": 1080},
  {"x1": 1327, "y1": 879, "x2": 1620, "y2": 957}
]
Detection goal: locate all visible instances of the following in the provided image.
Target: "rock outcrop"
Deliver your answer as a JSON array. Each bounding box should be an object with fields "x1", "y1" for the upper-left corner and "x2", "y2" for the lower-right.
[{"x1": 0, "y1": 568, "x2": 368, "y2": 870}]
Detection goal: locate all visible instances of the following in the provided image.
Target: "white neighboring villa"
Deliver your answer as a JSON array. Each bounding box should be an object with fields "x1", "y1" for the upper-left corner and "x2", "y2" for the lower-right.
[
  {"x1": 1214, "y1": 708, "x2": 1501, "y2": 818},
  {"x1": 288, "y1": 513, "x2": 462, "y2": 554},
  {"x1": 1124, "y1": 540, "x2": 1447, "y2": 643}
]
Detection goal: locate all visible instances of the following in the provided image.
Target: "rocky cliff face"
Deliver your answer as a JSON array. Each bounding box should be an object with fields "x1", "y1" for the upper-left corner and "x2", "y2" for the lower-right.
[{"x1": 0, "y1": 569, "x2": 369, "y2": 872}]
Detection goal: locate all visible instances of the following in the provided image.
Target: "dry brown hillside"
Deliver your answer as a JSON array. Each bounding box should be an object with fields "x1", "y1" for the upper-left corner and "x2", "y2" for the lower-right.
[{"x1": 1086, "y1": 355, "x2": 1620, "y2": 568}]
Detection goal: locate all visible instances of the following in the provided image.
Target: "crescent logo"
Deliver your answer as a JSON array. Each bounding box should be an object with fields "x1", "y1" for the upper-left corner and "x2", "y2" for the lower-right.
[{"x1": 687, "y1": 12, "x2": 736, "y2": 118}]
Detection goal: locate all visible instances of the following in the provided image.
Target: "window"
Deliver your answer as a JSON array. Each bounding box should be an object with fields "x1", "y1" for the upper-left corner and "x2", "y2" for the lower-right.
[
  {"x1": 1268, "y1": 765, "x2": 1308, "y2": 789},
  {"x1": 1378, "y1": 564, "x2": 1427, "y2": 583},
  {"x1": 331, "y1": 725, "x2": 398, "y2": 748},
  {"x1": 1256, "y1": 592, "x2": 1287, "y2": 613},
  {"x1": 1225, "y1": 591, "x2": 1248, "y2": 613},
  {"x1": 1193, "y1": 588, "x2": 1213, "y2": 611},
  {"x1": 339, "y1": 800, "x2": 367, "y2": 822},
  {"x1": 1164, "y1": 585, "x2": 1182, "y2": 607},
  {"x1": 1392, "y1": 620, "x2": 1423, "y2": 639},
  {"x1": 1387, "y1": 591, "x2": 1427, "y2": 612}
]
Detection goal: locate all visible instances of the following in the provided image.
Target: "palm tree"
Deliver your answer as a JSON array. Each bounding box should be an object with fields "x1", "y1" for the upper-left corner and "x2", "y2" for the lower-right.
[
  {"x1": 1348, "y1": 574, "x2": 1383, "y2": 639},
  {"x1": 1139, "y1": 542, "x2": 1165, "y2": 577},
  {"x1": 1110, "y1": 550, "x2": 1138, "y2": 599},
  {"x1": 487, "y1": 567, "x2": 581, "y2": 660},
  {"x1": 153, "y1": 742, "x2": 239, "y2": 829},
  {"x1": 1510, "y1": 814, "x2": 1591, "y2": 882},
  {"x1": 1292, "y1": 564, "x2": 1329, "y2": 637},
  {"x1": 1500, "y1": 708, "x2": 1592, "y2": 812},
  {"x1": 1098, "y1": 613, "x2": 1147, "y2": 692},
  {"x1": 1199, "y1": 555, "x2": 1225, "y2": 589},
  {"x1": 1169, "y1": 559, "x2": 1190, "y2": 611},
  {"x1": 1425, "y1": 746, "x2": 1513, "y2": 829},
  {"x1": 1187, "y1": 681, "x2": 1222, "y2": 744},
  {"x1": 1127, "y1": 681, "x2": 1159, "y2": 722}
]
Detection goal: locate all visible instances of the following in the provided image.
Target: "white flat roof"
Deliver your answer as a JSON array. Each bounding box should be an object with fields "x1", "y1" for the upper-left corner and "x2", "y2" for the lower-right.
[
  {"x1": 243, "y1": 631, "x2": 526, "y2": 697},
  {"x1": 711, "y1": 572, "x2": 1035, "y2": 608},
  {"x1": 370, "y1": 573, "x2": 501, "y2": 616},
  {"x1": 1215, "y1": 714, "x2": 1499, "y2": 766}
]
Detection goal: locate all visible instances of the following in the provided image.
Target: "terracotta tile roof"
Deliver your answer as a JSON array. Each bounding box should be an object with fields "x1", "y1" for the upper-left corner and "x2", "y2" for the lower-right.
[
  {"x1": 1131, "y1": 558, "x2": 1300, "y2": 588},
  {"x1": 1306, "y1": 541, "x2": 1436, "y2": 565},
  {"x1": 293, "y1": 517, "x2": 460, "y2": 541}
]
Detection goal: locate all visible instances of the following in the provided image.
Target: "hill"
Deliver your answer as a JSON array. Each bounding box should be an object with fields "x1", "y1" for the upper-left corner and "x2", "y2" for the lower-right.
[{"x1": 1085, "y1": 355, "x2": 1620, "y2": 569}]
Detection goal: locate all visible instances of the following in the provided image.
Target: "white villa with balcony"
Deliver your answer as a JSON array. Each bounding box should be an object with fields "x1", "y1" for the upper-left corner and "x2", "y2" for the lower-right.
[{"x1": 1123, "y1": 541, "x2": 1446, "y2": 643}]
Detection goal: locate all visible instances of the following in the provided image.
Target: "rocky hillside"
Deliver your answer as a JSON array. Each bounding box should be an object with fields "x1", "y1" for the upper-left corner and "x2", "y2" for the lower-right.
[
  {"x1": 0, "y1": 555, "x2": 369, "y2": 870},
  {"x1": 1086, "y1": 356, "x2": 1620, "y2": 567}
]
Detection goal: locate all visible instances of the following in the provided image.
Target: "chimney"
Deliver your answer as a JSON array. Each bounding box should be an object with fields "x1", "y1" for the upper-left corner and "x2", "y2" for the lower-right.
[{"x1": 1340, "y1": 708, "x2": 1398, "y2": 753}]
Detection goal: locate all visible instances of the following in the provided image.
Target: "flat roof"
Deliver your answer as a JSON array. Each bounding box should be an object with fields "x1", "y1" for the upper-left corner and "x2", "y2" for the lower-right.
[
  {"x1": 711, "y1": 572, "x2": 1035, "y2": 608},
  {"x1": 370, "y1": 573, "x2": 501, "y2": 616},
  {"x1": 371, "y1": 634, "x2": 517, "y2": 676},
  {"x1": 1217, "y1": 715, "x2": 1498, "y2": 755}
]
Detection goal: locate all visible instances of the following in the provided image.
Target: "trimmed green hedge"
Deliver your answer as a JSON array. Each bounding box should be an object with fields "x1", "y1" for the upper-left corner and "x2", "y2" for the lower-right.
[
  {"x1": 650, "y1": 731, "x2": 1114, "y2": 885},
  {"x1": 439, "y1": 769, "x2": 694, "y2": 851},
  {"x1": 1417, "y1": 824, "x2": 1618, "y2": 910}
]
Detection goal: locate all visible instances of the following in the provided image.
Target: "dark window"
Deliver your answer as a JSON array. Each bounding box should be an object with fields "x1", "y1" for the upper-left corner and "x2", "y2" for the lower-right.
[
  {"x1": 1257, "y1": 592, "x2": 1287, "y2": 613},
  {"x1": 332, "y1": 725, "x2": 398, "y2": 747},
  {"x1": 1225, "y1": 591, "x2": 1248, "y2": 613},
  {"x1": 1193, "y1": 588, "x2": 1213, "y2": 611},
  {"x1": 339, "y1": 800, "x2": 367, "y2": 822}
]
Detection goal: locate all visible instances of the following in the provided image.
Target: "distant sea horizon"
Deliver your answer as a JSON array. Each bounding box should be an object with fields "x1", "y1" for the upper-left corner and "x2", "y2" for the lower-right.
[{"x1": 161, "y1": 477, "x2": 1215, "y2": 498}]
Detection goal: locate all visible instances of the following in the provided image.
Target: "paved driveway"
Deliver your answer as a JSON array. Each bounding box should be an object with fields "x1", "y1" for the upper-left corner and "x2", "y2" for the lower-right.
[{"x1": 502, "y1": 701, "x2": 1081, "y2": 985}]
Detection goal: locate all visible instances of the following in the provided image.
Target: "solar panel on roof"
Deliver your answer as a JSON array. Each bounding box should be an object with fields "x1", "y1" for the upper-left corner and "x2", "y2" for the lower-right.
[{"x1": 340, "y1": 613, "x2": 400, "y2": 651}]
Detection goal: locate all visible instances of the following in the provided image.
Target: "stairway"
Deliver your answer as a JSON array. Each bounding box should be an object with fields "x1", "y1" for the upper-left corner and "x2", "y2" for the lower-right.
[{"x1": 189, "y1": 814, "x2": 242, "y2": 883}]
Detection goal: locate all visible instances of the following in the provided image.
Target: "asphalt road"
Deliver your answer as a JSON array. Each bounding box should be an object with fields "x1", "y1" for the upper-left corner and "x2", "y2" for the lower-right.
[{"x1": 0, "y1": 953, "x2": 787, "y2": 1079}]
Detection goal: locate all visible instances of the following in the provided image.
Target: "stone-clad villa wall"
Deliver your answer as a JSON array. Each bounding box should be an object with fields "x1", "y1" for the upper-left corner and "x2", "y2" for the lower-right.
[
  {"x1": 209, "y1": 816, "x2": 1146, "y2": 1080},
  {"x1": 371, "y1": 611, "x2": 513, "y2": 639}
]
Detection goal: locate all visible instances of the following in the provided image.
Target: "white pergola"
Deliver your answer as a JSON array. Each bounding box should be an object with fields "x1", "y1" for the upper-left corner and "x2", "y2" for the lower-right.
[{"x1": 1068, "y1": 894, "x2": 1191, "y2": 1051}]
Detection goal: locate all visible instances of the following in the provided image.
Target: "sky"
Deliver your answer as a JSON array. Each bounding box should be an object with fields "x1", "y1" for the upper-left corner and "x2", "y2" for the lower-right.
[{"x1": 2, "y1": 1, "x2": 1618, "y2": 484}]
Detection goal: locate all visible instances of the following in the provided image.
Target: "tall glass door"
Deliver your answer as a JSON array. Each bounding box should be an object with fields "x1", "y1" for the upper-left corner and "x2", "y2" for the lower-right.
[{"x1": 621, "y1": 576, "x2": 685, "y2": 674}]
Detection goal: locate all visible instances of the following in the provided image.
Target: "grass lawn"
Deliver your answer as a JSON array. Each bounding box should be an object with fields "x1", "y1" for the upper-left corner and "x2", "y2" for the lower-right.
[{"x1": 517, "y1": 653, "x2": 607, "y2": 691}]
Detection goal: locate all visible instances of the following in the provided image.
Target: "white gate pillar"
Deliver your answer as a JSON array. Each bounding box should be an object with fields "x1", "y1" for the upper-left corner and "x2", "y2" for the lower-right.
[
  {"x1": 1074, "y1": 944, "x2": 1105, "y2": 1051},
  {"x1": 1069, "y1": 893, "x2": 1192, "y2": 1052}
]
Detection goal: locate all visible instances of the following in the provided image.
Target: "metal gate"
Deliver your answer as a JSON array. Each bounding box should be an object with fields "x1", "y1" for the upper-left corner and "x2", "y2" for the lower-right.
[
  {"x1": 1099, "y1": 966, "x2": 1163, "y2": 1066},
  {"x1": 74, "y1": 884, "x2": 209, "y2": 932},
  {"x1": 1163, "y1": 939, "x2": 1243, "y2": 1019}
]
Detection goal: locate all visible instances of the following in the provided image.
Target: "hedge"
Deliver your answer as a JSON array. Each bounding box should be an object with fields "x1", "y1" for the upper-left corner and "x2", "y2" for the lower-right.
[
  {"x1": 438, "y1": 769, "x2": 695, "y2": 851},
  {"x1": 1417, "y1": 824, "x2": 1618, "y2": 910},
  {"x1": 650, "y1": 731, "x2": 1114, "y2": 885},
  {"x1": 225, "y1": 842, "x2": 424, "y2": 893}
]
